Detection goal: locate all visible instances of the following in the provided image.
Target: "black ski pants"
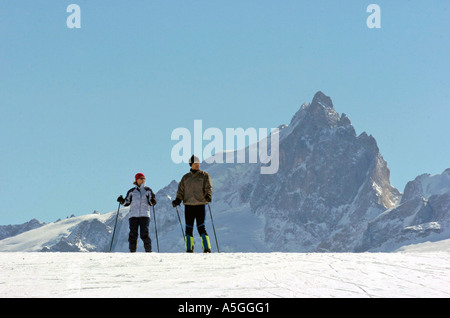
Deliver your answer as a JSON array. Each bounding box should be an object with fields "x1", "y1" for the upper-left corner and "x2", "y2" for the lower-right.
[
  {"x1": 128, "y1": 217, "x2": 151, "y2": 252},
  {"x1": 185, "y1": 205, "x2": 208, "y2": 237}
]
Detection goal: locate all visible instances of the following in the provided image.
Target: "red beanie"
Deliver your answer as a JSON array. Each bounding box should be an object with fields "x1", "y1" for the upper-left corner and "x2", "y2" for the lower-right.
[{"x1": 135, "y1": 173, "x2": 145, "y2": 182}]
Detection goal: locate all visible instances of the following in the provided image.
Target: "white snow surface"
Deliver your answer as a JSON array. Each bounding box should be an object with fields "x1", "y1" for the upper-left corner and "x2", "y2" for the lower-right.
[{"x1": 1, "y1": 251, "x2": 449, "y2": 298}]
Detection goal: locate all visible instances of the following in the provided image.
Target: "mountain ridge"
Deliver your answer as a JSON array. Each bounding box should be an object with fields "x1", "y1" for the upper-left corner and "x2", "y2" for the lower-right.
[{"x1": 1, "y1": 91, "x2": 449, "y2": 252}]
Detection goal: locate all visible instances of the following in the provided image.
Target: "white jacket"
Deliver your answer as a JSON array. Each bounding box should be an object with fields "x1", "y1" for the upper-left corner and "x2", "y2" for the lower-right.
[{"x1": 123, "y1": 185, "x2": 155, "y2": 218}]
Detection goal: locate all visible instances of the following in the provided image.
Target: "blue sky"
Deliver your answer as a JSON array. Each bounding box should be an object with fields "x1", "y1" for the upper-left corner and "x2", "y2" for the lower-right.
[{"x1": 1, "y1": 1, "x2": 449, "y2": 225}]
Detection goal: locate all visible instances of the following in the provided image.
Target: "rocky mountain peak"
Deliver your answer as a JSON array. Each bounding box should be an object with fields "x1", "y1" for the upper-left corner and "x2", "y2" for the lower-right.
[
  {"x1": 248, "y1": 91, "x2": 401, "y2": 251},
  {"x1": 287, "y1": 92, "x2": 344, "y2": 137},
  {"x1": 311, "y1": 91, "x2": 334, "y2": 109},
  {"x1": 401, "y1": 168, "x2": 450, "y2": 204}
]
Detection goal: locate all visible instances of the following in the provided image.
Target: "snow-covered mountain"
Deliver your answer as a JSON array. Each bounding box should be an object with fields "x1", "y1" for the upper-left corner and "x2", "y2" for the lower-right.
[
  {"x1": 0, "y1": 219, "x2": 45, "y2": 241},
  {"x1": 1, "y1": 92, "x2": 449, "y2": 253},
  {"x1": 210, "y1": 91, "x2": 401, "y2": 252},
  {"x1": 359, "y1": 168, "x2": 450, "y2": 252}
]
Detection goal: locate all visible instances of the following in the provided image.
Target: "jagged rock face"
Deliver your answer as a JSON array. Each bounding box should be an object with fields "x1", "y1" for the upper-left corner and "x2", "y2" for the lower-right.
[
  {"x1": 198, "y1": 91, "x2": 400, "y2": 252},
  {"x1": 243, "y1": 92, "x2": 400, "y2": 251},
  {"x1": 359, "y1": 169, "x2": 450, "y2": 251},
  {"x1": 401, "y1": 168, "x2": 450, "y2": 203}
]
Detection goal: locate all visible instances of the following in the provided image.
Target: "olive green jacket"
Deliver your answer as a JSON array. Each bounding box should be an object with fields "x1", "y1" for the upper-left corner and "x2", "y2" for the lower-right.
[{"x1": 176, "y1": 169, "x2": 213, "y2": 205}]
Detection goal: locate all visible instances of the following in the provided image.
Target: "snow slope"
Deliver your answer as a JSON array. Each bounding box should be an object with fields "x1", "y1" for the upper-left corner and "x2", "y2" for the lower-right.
[{"x1": 1, "y1": 251, "x2": 449, "y2": 298}]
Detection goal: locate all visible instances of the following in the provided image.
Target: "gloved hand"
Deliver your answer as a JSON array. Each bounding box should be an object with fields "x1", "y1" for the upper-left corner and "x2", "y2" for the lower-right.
[
  {"x1": 172, "y1": 198, "x2": 181, "y2": 207},
  {"x1": 117, "y1": 195, "x2": 125, "y2": 205},
  {"x1": 146, "y1": 194, "x2": 157, "y2": 206},
  {"x1": 205, "y1": 194, "x2": 212, "y2": 202}
]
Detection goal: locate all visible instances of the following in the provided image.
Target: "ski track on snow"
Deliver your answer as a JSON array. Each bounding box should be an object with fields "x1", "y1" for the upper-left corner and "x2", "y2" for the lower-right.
[{"x1": 0, "y1": 252, "x2": 449, "y2": 298}]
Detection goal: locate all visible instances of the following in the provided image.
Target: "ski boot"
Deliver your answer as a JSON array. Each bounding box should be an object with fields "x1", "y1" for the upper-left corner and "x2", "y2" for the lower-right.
[
  {"x1": 185, "y1": 235, "x2": 194, "y2": 253},
  {"x1": 201, "y1": 234, "x2": 211, "y2": 253}
]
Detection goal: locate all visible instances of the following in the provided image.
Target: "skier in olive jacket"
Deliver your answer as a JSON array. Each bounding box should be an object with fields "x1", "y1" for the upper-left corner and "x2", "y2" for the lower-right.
[
  {"x1": 117, "y1": 173, "x2": 157, "y2": 252},
  {"x1": 172, "y1": 155, "x2": 213, "y2": 253}
]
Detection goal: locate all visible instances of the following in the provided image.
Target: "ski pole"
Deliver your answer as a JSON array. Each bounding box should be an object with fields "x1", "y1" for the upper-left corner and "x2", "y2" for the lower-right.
[
  {"x1": 168, "y1": 195, "x2": 185, "y2": 241},
  {"x1": 207, "y1": 203, "x2": 220, "y2": 253},
  {"x1": 175, "y1": 206, "x2": 185, "y2": 241},
  {"x1": 152, "y1": 204, "x2": 160, "y2": 252},
  {"x1": 109, "y1": 202, "x2": 121, "y2": 252}
]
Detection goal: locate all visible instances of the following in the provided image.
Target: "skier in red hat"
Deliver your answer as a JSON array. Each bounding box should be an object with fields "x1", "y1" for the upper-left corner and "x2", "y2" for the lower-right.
[{"x1": 117, "y1": 173, "x2": 157, "y2": 252}]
